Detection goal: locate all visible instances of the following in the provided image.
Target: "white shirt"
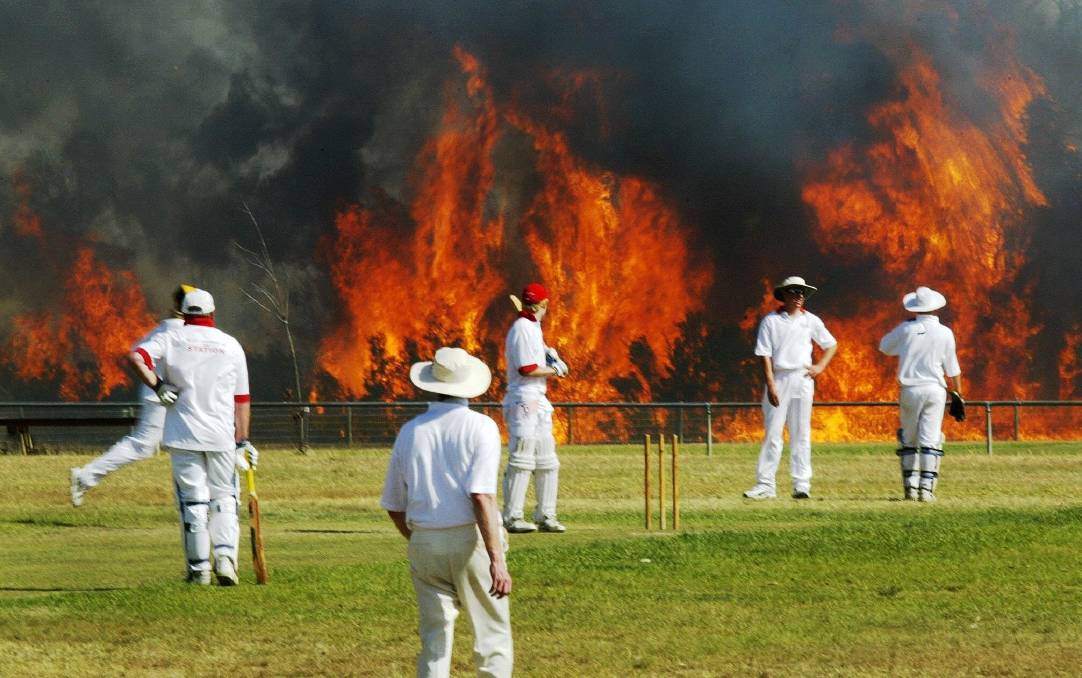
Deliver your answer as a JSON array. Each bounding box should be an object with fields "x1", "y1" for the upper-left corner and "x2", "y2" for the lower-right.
[
  {"x1": 132, "y1": 318, "x2": 184, "y2": 403},
  {"x1": 380, "y1": 399, "x2": 502, "y2": 529},
  {"x1": 504, "y1": 315, "x2": 548, "y2": 399},
  {"x1": 754, "y1": 310, "x2": 837, "y2": 371},
  {"x1": 879, "y1": 314, "x2": 961, "y2": 388},
  {"x1": 136, "y1": 323, "x2": 250, "y2": 451}
]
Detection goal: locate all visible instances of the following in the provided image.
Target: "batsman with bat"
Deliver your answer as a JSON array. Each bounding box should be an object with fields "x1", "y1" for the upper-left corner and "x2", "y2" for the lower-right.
[
  {"x1": 128, "y1": 288, "x2": 259, "y2": 585},
  {"x1": 879, "y1": 286, "x2": 963, "y2": 502},
  {"x1": 501, "y1": 283, "x2": 568, "y2": 533}
]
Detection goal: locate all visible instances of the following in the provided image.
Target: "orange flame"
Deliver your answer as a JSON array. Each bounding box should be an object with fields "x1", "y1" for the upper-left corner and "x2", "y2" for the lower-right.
[
  {"x1": 318, "y1": 47, "x2": 711, "y2": 404},
  {"x1": 5, "y1": 188, "x2": 155, "y2": 400}
]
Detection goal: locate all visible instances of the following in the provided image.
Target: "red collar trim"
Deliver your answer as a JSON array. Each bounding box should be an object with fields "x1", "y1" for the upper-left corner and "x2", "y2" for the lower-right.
[
  {"x1": 518, "y1": 310, "x2": 537, "y2": 322},
  {"x1": 184, "y1": 316, "x2": 215, "y2": 327}
]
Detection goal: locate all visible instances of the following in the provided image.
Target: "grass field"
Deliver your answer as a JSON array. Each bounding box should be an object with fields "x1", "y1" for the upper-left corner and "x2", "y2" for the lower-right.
[{"x1": 2, "y1": 441, "x2": 1082, "y2": 677}]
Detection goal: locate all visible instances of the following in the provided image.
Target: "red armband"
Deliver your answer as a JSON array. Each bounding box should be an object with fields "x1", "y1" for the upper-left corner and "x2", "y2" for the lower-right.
[
  {"x1": 135, "y1": 348, "x2": 154, "y2": 370},
  {"x1": 518, "y1": 364, "x2": 538, "y2": 376},
  {"x1": 234, "y1": 394, "x2": 251, "y2": 403}
]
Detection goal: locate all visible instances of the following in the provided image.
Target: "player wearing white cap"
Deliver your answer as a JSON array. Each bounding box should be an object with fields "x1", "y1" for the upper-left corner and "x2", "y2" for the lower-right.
[
  {"x1": 382, "y1": 346, "x2": 513, "y2": 678},
  {"x1": 501, "y1": 283, "x2": 568, "y2": 534},
  {"x1": 70, "y1": 284, "x2": 196, "y2": 507},
  {"x1": 745, "y1": 276, "x2": 838, "y2": 500},
  {"x1": 879, "y1": 286, "x2": 962, "y2": 502},
  {"x1": 128, "y1": 288, "x2": 258, "y2": 585}
]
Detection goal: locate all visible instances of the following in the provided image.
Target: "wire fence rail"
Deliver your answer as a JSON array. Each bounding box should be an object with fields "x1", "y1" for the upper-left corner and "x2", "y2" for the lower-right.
[{"x1": 3, "y1": 400, "x2": 1082, "y2": 455}]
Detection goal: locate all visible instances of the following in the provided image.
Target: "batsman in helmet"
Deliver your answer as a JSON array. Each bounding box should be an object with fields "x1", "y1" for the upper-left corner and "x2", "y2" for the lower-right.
[
  {"x1": 879, "y1": 286, "x2": 963, "y2": 502},
  {"x1": 501, "y1": 283, "x2": 568, "y2": 533}
]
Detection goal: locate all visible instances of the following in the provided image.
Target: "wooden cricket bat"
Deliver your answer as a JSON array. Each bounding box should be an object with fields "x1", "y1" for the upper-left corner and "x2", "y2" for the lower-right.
[{"x1": 245, "y1": 464, "x2": 269, "y2": 585}]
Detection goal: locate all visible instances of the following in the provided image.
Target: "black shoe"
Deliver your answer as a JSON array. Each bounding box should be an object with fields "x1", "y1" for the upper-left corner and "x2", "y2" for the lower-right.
[{"x1": 792, "y1": 490, "x2": 810, "y2": 499}]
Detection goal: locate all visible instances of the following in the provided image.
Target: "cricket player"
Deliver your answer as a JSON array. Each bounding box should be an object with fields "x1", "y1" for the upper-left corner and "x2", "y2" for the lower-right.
[
  {"x1": 501, "y1": 283, "x2": 568, "y2": 533},
  {"x1": 128, "y1": 288, "x2": 258, "y2": 585},
  {"x1": 382, "y1": 346, "x2": 513, "y2": 678},
  {"x1": 879, "y1": 286, "x2": 962, "y2": 502},
  {"x1": 745, "y1": 276, "x2": 838, "y2": 500},
  {"x1": 70, "y1": 284, "x2": 196, "y2": 507}
]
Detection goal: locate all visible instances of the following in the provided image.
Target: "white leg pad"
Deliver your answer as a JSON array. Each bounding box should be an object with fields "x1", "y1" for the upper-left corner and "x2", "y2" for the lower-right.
[
  {"x1": 532, "y1": 468, "x2": 559, "y2": 522},
  {"x1": 502, "y1": 467, "x2": 533, "y2": 522},
  {"x1": 920, "y1": 448, "x2": 943, "y2": 492},
  {"x1": 897, "y1": 448, "x2": 919, "y2": 490},
  {"x1": 180, "y1": 500, "x2": 211, "y2": 571},
  {"x1": 209, "y1": 496, "x2": 239, "y2": 565}
]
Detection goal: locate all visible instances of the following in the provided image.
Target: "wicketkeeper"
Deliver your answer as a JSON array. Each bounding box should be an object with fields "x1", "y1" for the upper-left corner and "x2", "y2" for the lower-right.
[
  {"x1": 879, "y1": 286, "x2": 963, "y2": 502},
  {"x1": 128, "y1": 288, "x2": 258, "y2": 585},
  {"x1": 501, "y1": 283, "x2": 568, "y2": 533},
  {"x1": 71, "y1": 284, "x2": 195, "y2": 507}
]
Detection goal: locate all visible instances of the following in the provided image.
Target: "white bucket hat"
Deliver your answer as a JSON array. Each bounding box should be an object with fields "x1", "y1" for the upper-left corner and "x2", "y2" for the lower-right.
[
  {"x1": 409, "y1": 347, "x2": 492, "y2": 399},
  {"x1": 181, "y1": 289, "x2": 215, "y2": 315},
  {"x1": 903, "y1": 286, "x2": 946, "y2": 313},
  {"x1": 773, "y1": 276, "x2": 818, "y2": 301}
]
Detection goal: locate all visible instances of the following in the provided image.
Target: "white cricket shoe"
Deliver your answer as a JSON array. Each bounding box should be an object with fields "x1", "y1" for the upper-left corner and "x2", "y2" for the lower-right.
[
  {"x1": 537, "y1": 516, "x2": 567, "y2": 533},
  {"x1": 743, "y1": 485, "x2": 776, "y2": 500},
  {"x1": 904, "y1": 487, "x2": 919, "y2": 501},
  {"x1": 215, "y1": 557, "x2": 239, "y2": 586},
  {"x1": 70, "y1": 468, "x2": 88, "y2": 507},
  {"x1": 187, "y1": 570, "x2": 212, "y2": 585},
  {"x1": 505, "y1": 518, "x2": 538, "y2": 533},
  {"x1": 919, "y1": 490, "x2": 937, "y2": 503}
]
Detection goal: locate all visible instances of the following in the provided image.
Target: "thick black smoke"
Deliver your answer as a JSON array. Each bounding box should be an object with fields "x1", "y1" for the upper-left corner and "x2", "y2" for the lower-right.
[{"x1": 0, "y1": 0, "x2": 1078, "y2": 399}]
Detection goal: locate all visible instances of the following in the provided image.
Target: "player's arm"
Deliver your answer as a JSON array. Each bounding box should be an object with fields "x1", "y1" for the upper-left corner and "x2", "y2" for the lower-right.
[
  {"x1": 127, "y1": 351, "x2": 159, "y2": 389},
  {"x1": 234, "y1": 400, "x2": 251, "y2": 442},
  {"x1": 520, "y1": 364, "x2": 560, "y2": 377},
  {"x1": 387, "y1": 511, "x2": 411, "y2": 540},
  {"x1": 947, "y1": 373, "x2": 962, "y2": 393},
  {"x1": 808, "y1": 343, "x2": 838, "y2": 378},
  {"x1": 471, "y1": 492, "x2": 511, "y2": 598},
  {"x1": 761, "y1": 356, "x2": 779, "y2": 407}
]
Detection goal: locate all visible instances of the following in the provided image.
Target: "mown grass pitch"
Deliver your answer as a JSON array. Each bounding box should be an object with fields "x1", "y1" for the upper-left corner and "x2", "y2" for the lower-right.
[{"x1": 2, "y1": 442, "x2": 1081, "y2": 677}]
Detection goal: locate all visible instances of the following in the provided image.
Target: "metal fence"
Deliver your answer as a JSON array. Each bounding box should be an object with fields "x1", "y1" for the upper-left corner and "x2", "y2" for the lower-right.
[{"x1": 4, "y1": 400, "x2": 1082, "y2": 454}]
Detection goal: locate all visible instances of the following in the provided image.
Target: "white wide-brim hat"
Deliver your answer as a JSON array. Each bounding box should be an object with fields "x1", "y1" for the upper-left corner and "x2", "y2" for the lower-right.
[
  {"x1": 773, "y1": 276, "x2": 818, "y2": 301},
  {"x1": 903, "y1": 286, "x2": 946, "y2": 313},
  {"x1": 410, "y1": 347, "x2": 492, "y2": 399}
]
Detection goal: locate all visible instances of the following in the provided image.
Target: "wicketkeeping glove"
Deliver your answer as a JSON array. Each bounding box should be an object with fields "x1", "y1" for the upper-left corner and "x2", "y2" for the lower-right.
[
  {"x1": 153, "y1": 378, "x2": 180, "y2": 406},
  {"x1": 236, "y1": 440, "x2": 259, "y2": 471},
  {"x1": 948, "y1": 390, "x2": 966, "y2": 422},
  {"x1": 545, "y1": 347, "x2": 569, "y2": 377}
]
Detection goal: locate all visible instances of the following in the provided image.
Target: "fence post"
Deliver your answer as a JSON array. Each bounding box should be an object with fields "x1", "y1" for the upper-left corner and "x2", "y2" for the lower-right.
[
  {"x1": 985, "y1": 403, "x2": 993, "y2": 455},
  {"x1": 567, "y1": 405, "x2": 574, "y2": 445},
  {"x1": 678, "y1": 407, "x2": 684, "y2": 443},
  {"x1": 1013, "y1": 401, "x2": 1020, "y2": 441},
  {"x1": 705, "y1": 403, "x2": 713, "y2": 457},
  {"x1": 346, "y1": 405, "x2": 353, "y2": 448}
]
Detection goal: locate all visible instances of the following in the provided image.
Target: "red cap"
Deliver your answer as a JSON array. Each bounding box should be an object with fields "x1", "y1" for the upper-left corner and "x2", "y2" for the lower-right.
[{"x1": 522, "y1": 283, "x2": 549, "y2": 305}]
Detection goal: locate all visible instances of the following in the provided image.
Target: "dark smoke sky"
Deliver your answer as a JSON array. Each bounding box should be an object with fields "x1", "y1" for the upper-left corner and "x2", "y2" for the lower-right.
[{"x1": 1, "y1": 0, "x2": 1079, "y2": 400}]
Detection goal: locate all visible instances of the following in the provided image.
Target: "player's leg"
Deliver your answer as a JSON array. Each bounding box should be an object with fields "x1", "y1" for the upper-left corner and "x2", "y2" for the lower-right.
[
  {"x1": 747, "y1": 372, "x2": 791, "y2": 498},
  {"x1": 409, "y1": 528, "x2": 461, "y2": 677},
  {"x1": 71, "y1": 402, "x2": 165, "y2": 505},
  {"x1": 206, "y1": 448, "x2": 241, "y2": 585},
  {"x1": 531, "y1": 405, "x2": 564, "y2": 531},
  {"x1": 502, "y1": 400, "x2": 539, "y2": 532},
  {"x1": 169, "y1": 447, "x2": 211, "y2": 583},
  {"x1": 454, "y1": 526, "x2": 513, "y2": 677},
  {"x1": 897, "y1": 387, "x2": 922, "y2": 499},
  {"x1": 917, "y1": 386, "x2": 947, "y2": 502},
  {"x1": 788, "y1": 375, "x2": 814, "y2": 498}
]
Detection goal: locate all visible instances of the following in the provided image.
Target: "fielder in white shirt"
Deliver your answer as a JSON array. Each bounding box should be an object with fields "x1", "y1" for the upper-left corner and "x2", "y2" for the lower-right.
[
  {"x1": 128, "y1": 288, "x2": 258, "y2": 586},
  {"x1": 879, "y1": 286, "x2": 962, "y2": 502},
  {"x1": 381, "y1": 347, "x2": 513, "y2": 678},
  {"x1": 745, "y1": 276, "x2": 838, "y2": 500},
  {"x1": 501, "y1": 283, "x2": 568, "y2": 534},
  {"x1": 70, "y1": 284, "x2": 195, "y2": 507}
]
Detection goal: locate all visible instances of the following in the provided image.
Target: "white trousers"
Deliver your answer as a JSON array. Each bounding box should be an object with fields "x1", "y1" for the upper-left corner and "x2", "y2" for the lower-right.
[
  {"x1": 502, "y1": 397, "x2": 560, "y2": 522},
  {"x1": 169, "y1": 447, "x2": 240, "y2": 573},
  {"x1": 77, "y1": 401, "x2": 165, "y2": 488},
  {"x1": 408, "y1": 524, "x2": 513, "y2": 678},
  {"x1": 899, "y1": 384, "x2": 947, "y2": 449},
  {"x1": 755, "y1": 369, "x2": 814, "y2": 492}
]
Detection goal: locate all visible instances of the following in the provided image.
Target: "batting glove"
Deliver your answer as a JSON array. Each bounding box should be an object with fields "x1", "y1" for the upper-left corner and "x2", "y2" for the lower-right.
[
  {"x1": 236, "y1": 440, "x2": 259, "y2": 471},
  {"x1": 545, "y1": 348, "x2": 569, "y2": 377},
  {"x1": 153, "y1": 378, "x2": 180, "y2": 406}
]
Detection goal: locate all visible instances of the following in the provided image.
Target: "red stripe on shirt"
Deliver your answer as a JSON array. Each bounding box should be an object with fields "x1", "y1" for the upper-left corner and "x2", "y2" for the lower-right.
[
  {"x1": 518, "y1": 364, "x2": 538, "y2": 375},
  {"x1": 184, "y1": 316, "x2": 215, "y2": 327},
  {"x1": 135, "y1": 348, "x2": 154, "y2": 370},
  {"x1": 517, "y1": 310, "x2": 537, "y2": 322},
  {"x1": 234, "y1": 394, "x2": 251, "y2": 403}
]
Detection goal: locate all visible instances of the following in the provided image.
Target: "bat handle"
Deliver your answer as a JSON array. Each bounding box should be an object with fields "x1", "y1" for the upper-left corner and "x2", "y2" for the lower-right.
[{"x1": 246, "y1": 466, "x2": 257, "y2": 498}]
